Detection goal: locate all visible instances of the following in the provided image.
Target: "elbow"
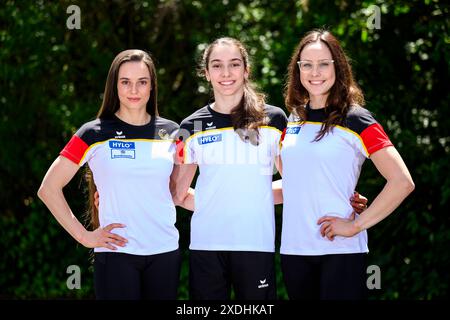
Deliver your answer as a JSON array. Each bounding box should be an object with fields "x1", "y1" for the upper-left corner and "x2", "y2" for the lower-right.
[
  {"x1": 406, "y1": 179, "x2": 415, "y2": 194},
  {"x1": 399, "y1": 176, "x2": 415, "y2": 195},
  {"x1": 37, "y1": 183, "x2": 47, "y2": 201},
  {"x1": 37, "y1": 181, "x2": 58, "y2": 203},
  {"x1": 172, "y1": 189, "x2": 185, "y2": 206},
  {"x1": 175, "y1": 195, "x2": 187, "y2": 207}
]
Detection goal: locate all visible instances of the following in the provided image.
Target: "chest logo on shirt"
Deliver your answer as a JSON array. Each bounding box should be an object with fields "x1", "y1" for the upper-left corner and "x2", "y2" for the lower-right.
[
  {"x1": 198, "y1": 134, "x2": 222, "y2": 145},
  {"x1": 205, "y1": 121, "x2": 217, "y2": 130},
  {"x1": 109, "y1": 140, "x2": 136, "y2": 159},
  {"x1": 286, "y1": 126, "x2": 301, "y2": 134},
  {"x1": 158, "y1": 128, "x2": 170, "y2": 140},
  {"x1": 115, "y1": 131, "x2": 126, "y2": 138}
]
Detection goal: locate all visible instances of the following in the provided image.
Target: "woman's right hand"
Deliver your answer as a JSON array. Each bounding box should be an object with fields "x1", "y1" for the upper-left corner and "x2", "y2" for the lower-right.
[{"x1": 81, "y1": 223, "x2": 128, "y2": 250}]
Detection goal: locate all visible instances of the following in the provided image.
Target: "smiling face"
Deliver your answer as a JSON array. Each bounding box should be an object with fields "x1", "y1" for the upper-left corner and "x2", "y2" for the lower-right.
[
  {"x1": 205, "y1": 43, "x2": 248, "y2": 101},
  {"x1": 117, "y1": 61, "x2": 151, "y2": 112},
  {"x1": 299, "y1": 41, "x2": 336, "y2": 108}
]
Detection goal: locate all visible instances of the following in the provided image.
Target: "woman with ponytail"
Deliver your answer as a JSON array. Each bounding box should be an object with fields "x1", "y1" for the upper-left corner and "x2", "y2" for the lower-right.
[{"x1": 173, "y1": 37, "x2": 287, "y2": 300}]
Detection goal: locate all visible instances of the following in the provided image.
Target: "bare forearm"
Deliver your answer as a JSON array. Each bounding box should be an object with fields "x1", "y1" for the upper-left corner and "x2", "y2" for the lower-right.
[
  {"x1": 272, "y1": 179, "x2": 283, "y2": 205},
  {"x1": 38, "y1": 185, "x2": 87, "y2": 244},
  {"x1": 354, "y1": 178, "x2": 414, "y2": 232}
]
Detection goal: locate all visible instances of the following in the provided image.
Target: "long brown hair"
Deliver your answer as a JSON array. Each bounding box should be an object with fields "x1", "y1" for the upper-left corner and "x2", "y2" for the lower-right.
[
  {"x1": 87, "y1": 49, "x2": 159, "y2": 229},
  {"x1": 285, "y1": 29, "x2": 365, "y2": 141},
  {"x1": 199, "y1": 37, "x2": 267, "y2": 144},
  {"x1": 85, "y1": 168, "x2": 99, "y2": 230}
]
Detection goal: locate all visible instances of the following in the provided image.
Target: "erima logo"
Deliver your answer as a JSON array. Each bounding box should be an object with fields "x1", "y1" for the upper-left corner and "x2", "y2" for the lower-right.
[
  {"x1": 205, "y1": 122, "x2": 216, "y2": 130},
  {"x1": 286, "y1": 126, "x2": 301, "y2": 134},
  {"x1": 115, "y1": 131, "x2": 125, "y2": 138},
  {"x1": 109, "y1": 140, "x2": 135, "y2": 159},
  {"x1": 258, "y1": 279, "x2": 269, "y2": 289},
  {"x1": 198, "y1": 134, "x2": 222, "y2": 145}
]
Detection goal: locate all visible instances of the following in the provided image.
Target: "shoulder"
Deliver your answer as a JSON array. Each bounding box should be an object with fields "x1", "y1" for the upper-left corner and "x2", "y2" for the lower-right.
[
  {"x1": 62, "y1": 119, "x2": 111, "y2": 164},
  {"x1": 264, "y1": 104, "x2": 288, "y2": 131},
  {"x1": 155, "y1": 116, "x2": 179, "y2": 132},
  {"x1": 76, "y1": 118, "x2": 101, "y2": 135},
  {"x1": 344, "y1": 105, "x2": 378, "y2": 135},
  {"x1": 287, "y1": 112, "x2": 301, "y2": 122},
  {"x1": 74, "y1": 118, "x2": 107, "y2": 145},
  {"x1": 182, "y1": 106, "x2": 210, "y2": 122},
  {"x1": 179, "y1": 106, "x2": 210, "y2": 131},
  {"x1": 264, "y1": 104, "x2": 287, "y2": 119}
]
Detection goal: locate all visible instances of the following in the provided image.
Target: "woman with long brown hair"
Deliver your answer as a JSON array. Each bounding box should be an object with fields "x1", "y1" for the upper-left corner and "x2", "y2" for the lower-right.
[
  {"x1": 280, "y1": 29, "x2": 415, "y2": 299},
  {"x1": 38, "y1": 50, "x2": 182, "y2": 299},
  {"x1": 173, "y1": 37, "x2": 288, "y2": 300}
]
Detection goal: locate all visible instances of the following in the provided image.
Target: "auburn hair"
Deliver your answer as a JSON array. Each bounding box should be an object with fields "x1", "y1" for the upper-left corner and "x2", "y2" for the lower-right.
[{"x1": 285, "y1": 29, "x2": 364, "y2": 141}]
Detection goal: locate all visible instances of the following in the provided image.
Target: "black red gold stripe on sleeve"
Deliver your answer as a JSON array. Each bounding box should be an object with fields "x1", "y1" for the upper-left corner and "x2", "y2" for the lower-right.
[
  {"x1": 279, "y1": 127, "x2": 287, "y2": 148},
  {"x1": 60, "y1": 135, "x2": 89, "y2": 165},
  {"x1": 175, "y1": 139, "x2": 185, "y2": 165},
  {"x1": 360, "y1": 123, "x2": 393, "y2": 155}
]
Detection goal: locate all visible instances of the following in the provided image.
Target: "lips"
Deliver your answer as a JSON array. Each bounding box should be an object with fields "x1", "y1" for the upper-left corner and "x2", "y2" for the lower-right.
[
  {"x1": 219, "y1": 80, "x2": 235, "y2": 86},
  {"x1": 127, "y1": 97, "x2": 141, "y2": 102},
  {"x1": 309, "y1": 80, "x2": 326, "y2": 85}
]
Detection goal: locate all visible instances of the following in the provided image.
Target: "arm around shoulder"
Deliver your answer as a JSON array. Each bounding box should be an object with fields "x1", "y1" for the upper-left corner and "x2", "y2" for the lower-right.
[{"x1": 170, "y1": 163, "x2": 198, "y2": 211}]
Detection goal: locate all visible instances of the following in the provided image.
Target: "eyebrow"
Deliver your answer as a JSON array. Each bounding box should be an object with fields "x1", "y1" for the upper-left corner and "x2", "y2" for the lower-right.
[
  {"x1": 299, "y1": 59, "x2": 333, "y2": 62},
  {"x1": 119, "y1": 77, "x2": 150, "y2": 80},
  {"x1": 210, "y1": 58, "x2": 243, "y2": 63}
]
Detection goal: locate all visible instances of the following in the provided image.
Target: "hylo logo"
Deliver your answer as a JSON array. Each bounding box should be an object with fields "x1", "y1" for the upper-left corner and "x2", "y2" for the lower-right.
[
  {"x1": 198, "y1": 134, "x2": 222, "y2": 145},
  {"x1": 286, "y1": 126, "x2": 301, "y2": 134},
  {"x1": 109, "y1": 140, "x2": 136, "y2": 159},
  {"x1": 109, "y1": 141, "x2": 135, "y2": 149}
]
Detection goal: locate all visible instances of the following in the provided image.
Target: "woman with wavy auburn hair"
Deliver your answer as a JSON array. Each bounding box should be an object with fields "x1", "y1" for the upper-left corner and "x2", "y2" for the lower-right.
[{"x1": 279, "y1": 30, "x2": 414, "y2": 299}]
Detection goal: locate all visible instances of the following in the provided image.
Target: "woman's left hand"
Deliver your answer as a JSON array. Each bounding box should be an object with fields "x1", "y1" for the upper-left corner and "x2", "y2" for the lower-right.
[
  {"x1": 317, "y1": 212, "x2": 361, "y2": 241},
  {"x1": 351, "y1": 191, "x2": 368, "y2": 214}
]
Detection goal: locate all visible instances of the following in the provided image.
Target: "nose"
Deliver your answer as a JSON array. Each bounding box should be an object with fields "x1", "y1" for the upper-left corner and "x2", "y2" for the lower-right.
[
  {"x1": 131, "y1": 82, "x2": 138, "y2": 94},
  {"x1": 222, "y1": 66, "x2": 230, "y2": 77},
  {"x1": 311, "y1": 64, "x2": 321, "y2": 76}
]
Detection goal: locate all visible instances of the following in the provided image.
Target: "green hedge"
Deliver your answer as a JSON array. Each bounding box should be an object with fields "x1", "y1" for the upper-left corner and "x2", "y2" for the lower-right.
[{"x1": 1, "y1": 0, "x2": 448, "y2": 299}]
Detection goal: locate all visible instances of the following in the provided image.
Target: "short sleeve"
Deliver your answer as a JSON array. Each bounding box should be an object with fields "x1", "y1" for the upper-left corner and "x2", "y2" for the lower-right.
[{"x1": 345, "y1": 106, "x2": 393, "y2": 157}]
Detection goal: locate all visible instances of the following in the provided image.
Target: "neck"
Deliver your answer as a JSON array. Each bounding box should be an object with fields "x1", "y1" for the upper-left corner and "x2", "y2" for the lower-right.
[
  {"x1": 309, "y1": 94, "x2": 328, "y2": 109},
  {"x1": 115, "y1": 108, "x2": 151, "y2": 125},
  {"x1": 211, "y1": 90, "x2": 244, "y2": 114}
]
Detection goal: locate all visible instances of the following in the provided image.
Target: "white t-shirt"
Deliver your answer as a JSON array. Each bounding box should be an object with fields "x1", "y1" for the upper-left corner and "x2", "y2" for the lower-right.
[
  {"x1": 179, "y1": 104, "x2": 287, "y2": 252},
  {"x1": 61, "y1": 115, "x2": 180, "y2": 255},
  {"x1": 280, "y1": 105, "x2": 393, "y2": 255}
]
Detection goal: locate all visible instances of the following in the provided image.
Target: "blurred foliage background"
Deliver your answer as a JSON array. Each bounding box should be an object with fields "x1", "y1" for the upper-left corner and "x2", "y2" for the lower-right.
[{"x1": 1, "y1": 0, "x2": 448, "y2": 299}]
